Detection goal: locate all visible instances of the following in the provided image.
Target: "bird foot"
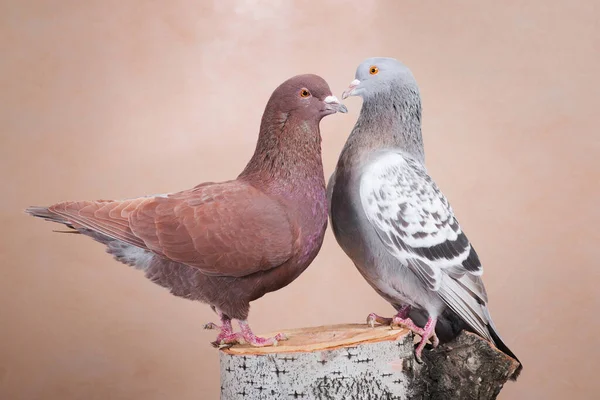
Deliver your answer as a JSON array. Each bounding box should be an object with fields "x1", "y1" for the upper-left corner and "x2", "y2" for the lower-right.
[
  {"x1": 212, "y1": 319, "x2": 288, "y2": 348},
  {"x1": 203, "y1": 322, "x2": 221, "y2": 330},
  {"x1": 391, "y1": 316, "x2": 425, "y2": 334},
  {"x1": 366, "y1": 305, "x2": 412, "y2": 328},
  {"x1": 406, "y1": 317, "x2": 438, "y2": 363},
  {"x1": 205, "y1": 311, "x2": 237, "y2": 347},
  {"x1": 217, "y1": 331, "x2": 288, "y2": 347},
  {"x1": 365, "y1": 311, "x2": 438, "y2": 362},
  {"x1": 366, "y1": 313, "x2": 393, "y2": 328},
  {"x1": 205, "y1": 323, "x2": 237, "y2": 347}
]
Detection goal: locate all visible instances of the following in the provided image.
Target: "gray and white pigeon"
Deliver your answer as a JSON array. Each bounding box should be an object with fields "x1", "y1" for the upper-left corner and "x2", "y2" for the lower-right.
[
  {"x1": 328, "y1": 57, "x2": 521, "y2": 379},
  {"x1": 27, "y1": 74, "x2": 347, "y2": 348}
]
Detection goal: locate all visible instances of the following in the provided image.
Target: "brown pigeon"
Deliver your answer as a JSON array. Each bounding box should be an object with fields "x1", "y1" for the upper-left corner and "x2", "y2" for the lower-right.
[{"x1": 26, "y1": 74, "x2": 347, "y2": 347}]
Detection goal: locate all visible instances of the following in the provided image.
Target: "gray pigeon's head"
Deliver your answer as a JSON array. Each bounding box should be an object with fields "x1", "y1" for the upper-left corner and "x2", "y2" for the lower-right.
[{"x1": 342, "y1": 57, "x2": 418, "y2": 100}]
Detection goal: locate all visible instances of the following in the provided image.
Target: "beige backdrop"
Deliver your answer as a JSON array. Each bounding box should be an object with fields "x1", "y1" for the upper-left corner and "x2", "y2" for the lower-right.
[{"x1": 1, "y1": 1, "x2": 598, "y2": 399}]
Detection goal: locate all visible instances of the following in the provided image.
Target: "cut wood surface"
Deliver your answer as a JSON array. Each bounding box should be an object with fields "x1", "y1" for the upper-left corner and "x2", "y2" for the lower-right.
[
  {"x1": 220, "y1": 323, "x2": 519, "y2": 400},
  {"x1": 221, "y1": 323, "x2": 411, "y2": 355}
]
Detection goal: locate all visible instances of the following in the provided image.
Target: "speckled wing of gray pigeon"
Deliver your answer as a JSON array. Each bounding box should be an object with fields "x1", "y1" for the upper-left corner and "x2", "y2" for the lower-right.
[{"x1": 359, "y1": 150, "x2": 492, "y2": 340}]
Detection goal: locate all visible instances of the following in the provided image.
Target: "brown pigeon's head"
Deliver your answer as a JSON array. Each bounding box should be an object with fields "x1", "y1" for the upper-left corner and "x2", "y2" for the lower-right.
[
  {"x1": 266, "y1": 74, "x2": 347, "y2": 122},
  {"x1": 243, "y1": 74, "x2": 346, "y2": 179}
]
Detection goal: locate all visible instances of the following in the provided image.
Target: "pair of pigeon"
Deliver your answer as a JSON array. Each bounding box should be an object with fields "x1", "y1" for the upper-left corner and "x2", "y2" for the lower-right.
[{"x1": 27, "y1": 57, "x2": 521, "y2": 379}]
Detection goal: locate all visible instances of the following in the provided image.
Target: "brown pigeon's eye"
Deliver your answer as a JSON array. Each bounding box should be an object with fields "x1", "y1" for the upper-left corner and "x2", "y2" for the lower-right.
[
  {"x1": 369, "y1": 66, "x2": 379, "y2": 75},
  {"x1": 299, "y1": 88, "x2": 311, "y2": 98}
]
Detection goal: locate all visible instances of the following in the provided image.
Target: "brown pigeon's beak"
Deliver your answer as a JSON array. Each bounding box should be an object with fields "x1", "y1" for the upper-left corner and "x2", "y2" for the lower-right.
[
  {"x1": 342, "y1": 79, "x2": 361, "y2": 99},
  {"x1": 323, "y1": 95, "x2": 348, "y2": 114}
]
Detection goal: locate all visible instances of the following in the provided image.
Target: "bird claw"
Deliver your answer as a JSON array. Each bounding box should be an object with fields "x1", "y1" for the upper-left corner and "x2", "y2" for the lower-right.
[
  {"x1": 218, "y1": 342, "x2": 235, "y2": 349},
  {"x1": 204, "y1": 322, "x2": 220, "y2": 330},
  {"x1": 414, "y1": 351, "x2": 424, "y2": 364},
  {"x1": 275, "y1": 333, "x2": 288, "y2": 342},
  {"x1": 366, "y1": 312, "x2": 393, "y2": 328},
  {"x1": 260, "y1": 332, "x2": 288, "y2": 347},
  {"x1": 412, "y1": 317, "x2": 438, "y2": 362},
  {"x1": 215, "y1": 332, "x2": 244, "y2": 346},
  {"x1": 214, "y1": 330, "x2": 287, "y2": 348},
  {"x1": 391, "y1": 316, "x2": 425, "y2": 336},
  {"x1": 365, "y1": 306, "x2": 412, "y2": 329},
  {"x1": 366, "y1": 313, "x2": 376, "y2": 328},
  {"x1": 211, "y1": 340, "x2": 233, "y2": 349},
  {"x1": 246, "y1": 333, "x2": 286, "y2": 347},
  {"x1": 206, "y1": 317, "x2": 287, "y2": 348},
  {"x1": 413, "y1": 334, "x2": 437, "y2": 363}
]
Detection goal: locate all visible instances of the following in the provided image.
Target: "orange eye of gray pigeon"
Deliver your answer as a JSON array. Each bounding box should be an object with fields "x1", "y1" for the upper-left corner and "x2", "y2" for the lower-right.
[
  {"x1": 369, "y1": 66, "x2": 379, "y2": 75},
  {"x1": 299, "y1": 88, "x2": 311, "y2": 98}
]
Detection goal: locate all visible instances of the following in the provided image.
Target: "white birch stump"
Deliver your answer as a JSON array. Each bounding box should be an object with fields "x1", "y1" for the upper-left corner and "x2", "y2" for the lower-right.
[{"x1": 219, "y1": 323, "x2": 519, "y2": 400}]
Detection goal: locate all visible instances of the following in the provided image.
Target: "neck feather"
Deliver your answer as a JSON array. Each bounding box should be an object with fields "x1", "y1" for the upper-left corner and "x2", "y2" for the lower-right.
[
  {"x1": 239, "y1": 111, "x2": 325, "y2": 190},
  {"x1": 343, "y1": 82, "x2": 425, "y2": 165}
]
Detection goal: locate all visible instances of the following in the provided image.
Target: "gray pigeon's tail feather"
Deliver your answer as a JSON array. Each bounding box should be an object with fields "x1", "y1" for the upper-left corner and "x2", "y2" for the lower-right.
[
  {"x1": 486, "y1": 318, "x2": 523, "y2": 380},
  {"x1": 432, "y1": 307, "x2": 522, "y2": 380}
]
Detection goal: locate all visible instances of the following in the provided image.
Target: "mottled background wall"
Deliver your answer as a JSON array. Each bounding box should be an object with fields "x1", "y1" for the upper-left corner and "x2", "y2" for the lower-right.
[{"x1": 1, "y1": 1, "x2": 598, "y2": 399}]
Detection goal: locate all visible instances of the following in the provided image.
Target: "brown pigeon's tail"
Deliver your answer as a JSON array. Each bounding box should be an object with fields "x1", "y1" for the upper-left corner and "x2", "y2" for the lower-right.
[
  {"x1": 26, "y1": 206, "x2": 80, "y2": 233},
  {"x1": 26, "y1": 206, "x2": 69, "y2": 224}
]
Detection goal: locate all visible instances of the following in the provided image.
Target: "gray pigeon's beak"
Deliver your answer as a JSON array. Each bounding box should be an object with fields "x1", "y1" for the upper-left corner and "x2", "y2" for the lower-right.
[
  {"x1": 323, "y1": 95, "x2": 348, "y2": 114},
  {"x1": 342, "y1": 79, "x2": 361, "y2": 99}
]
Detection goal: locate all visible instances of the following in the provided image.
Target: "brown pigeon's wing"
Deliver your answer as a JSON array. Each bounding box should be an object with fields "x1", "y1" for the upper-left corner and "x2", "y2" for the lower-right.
[
  {"x1": 129, "y1": 182, "x2": 295, "y2": 276},
  {"x1": 49, "y1": 181, "x2": 295, "y2": 277}
]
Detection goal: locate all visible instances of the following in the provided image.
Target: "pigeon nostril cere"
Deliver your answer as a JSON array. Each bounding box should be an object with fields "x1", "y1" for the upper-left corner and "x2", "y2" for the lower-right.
[{"x1": 324, "y1": 95, "x2": 340, "y2": 104}]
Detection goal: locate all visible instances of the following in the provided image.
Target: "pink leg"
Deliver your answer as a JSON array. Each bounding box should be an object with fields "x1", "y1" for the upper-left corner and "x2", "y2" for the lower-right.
[
  {"x1": 395, "y1": 305, "x2": 412, "y2": 319},
  {"x1": 366, "y1": 305, "x2": 412, "y2": 327},
  {"x1": 204, "y1": 312, "x2": 236, "y2": 347},
  {"x1": 400, "y1": 317, "x2": 439, "y2": 362},
  {"x1": 217, "y1": 320, "x2": 288, "y2": 347}
]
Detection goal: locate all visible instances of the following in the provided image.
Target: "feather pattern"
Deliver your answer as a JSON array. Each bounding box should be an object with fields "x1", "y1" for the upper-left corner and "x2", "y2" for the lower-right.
[
  {"x1": 27, "y1": 74, "x2": 345, "y2": 330},
  {"x1": 45, "y1": 181, "x2": 294, "y2": 277},
  {"x1": 329, "y1": 57, "x2": 520, "y2": 377},
  {"x1": 359, "y1": 150, "x2": 491, "y2": 339}
]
